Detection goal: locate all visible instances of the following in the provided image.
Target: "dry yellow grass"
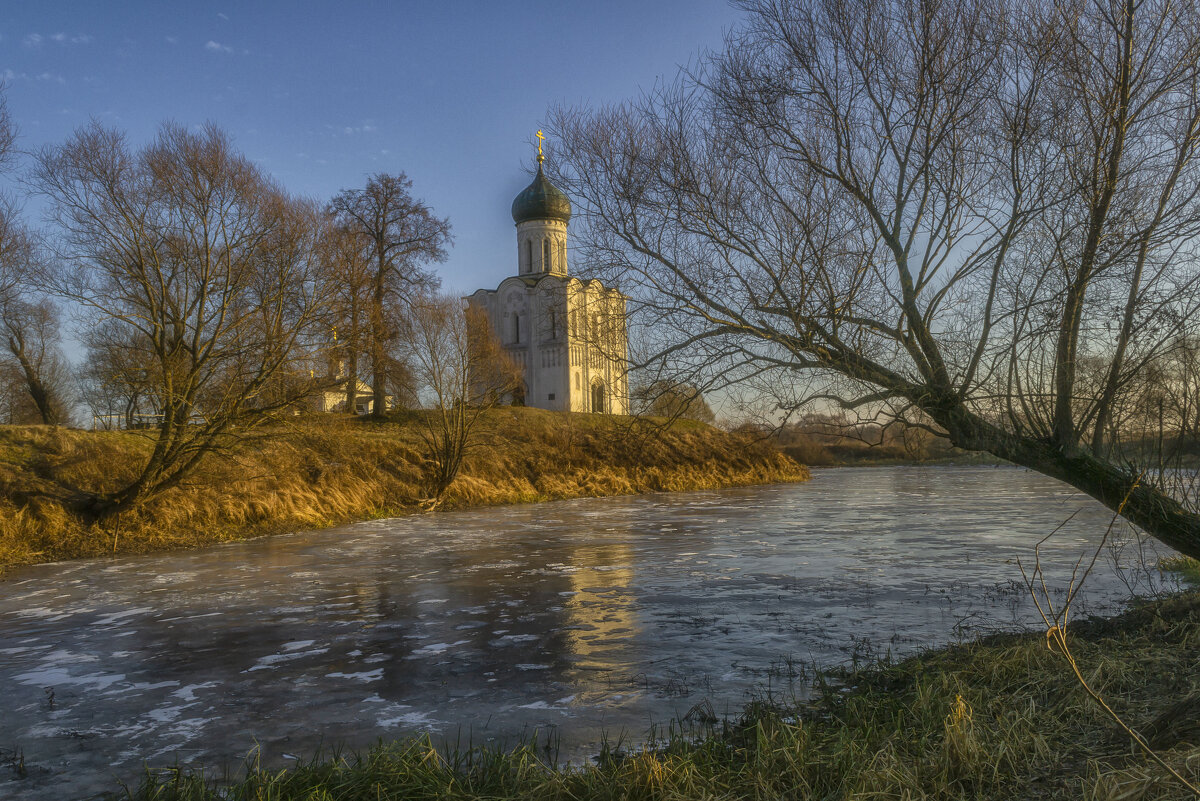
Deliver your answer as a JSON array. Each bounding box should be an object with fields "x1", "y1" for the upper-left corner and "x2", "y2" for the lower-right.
[{"x1": 0, "y1": 409, "x2": 807, "y2": 569}]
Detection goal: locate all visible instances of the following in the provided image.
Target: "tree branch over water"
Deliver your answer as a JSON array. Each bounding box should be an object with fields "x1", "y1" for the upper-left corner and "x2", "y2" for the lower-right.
[{"x1": 549, "y1": 0, "x2": 1200, "y2": 558}]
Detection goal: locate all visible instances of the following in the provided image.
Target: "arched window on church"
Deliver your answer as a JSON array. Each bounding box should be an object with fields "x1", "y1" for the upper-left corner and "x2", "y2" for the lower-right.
[
  {"x1": 549, "y1": 308, "x2": 557, "y2": 340},
  {"x1": 525, "y1": 240, "x2": 532, "y2": 274},
  {"x1": 543, "y1": 239, "x2": 552, "y2": 273},
  {"x1": 513, "y1": 313, "x2": 520, "y2": 343}
]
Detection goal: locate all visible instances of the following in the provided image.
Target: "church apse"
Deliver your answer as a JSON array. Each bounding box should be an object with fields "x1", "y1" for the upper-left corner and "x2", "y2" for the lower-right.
[{"x1": 466, "y1": 133, "x2": 629, "y2": 414}]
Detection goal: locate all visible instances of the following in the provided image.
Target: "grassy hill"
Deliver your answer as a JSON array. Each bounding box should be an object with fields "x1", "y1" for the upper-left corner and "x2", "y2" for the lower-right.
[{"x1": 0, "y1": 409, "x2": 807, "y2": 569}]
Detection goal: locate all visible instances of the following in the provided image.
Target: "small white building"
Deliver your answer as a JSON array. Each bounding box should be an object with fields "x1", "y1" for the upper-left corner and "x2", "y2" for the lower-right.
[
  {"x1": 309, "y1": 358, "x2": 392, "y2": 415},
  {"x1": 466, "y1": 147, "x2": 629, "y2": 414},
  {"x1": 311, "y1": 378, "x2": 380, "y2": 415}
]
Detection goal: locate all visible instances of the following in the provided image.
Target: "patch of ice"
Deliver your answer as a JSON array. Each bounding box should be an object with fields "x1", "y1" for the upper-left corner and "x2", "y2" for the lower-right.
[
  {"x1": 121, "y1": 680, "x2": 179, "y2": 692},
  {"x1": 326, "y1": 669, "x2": 383, "y2": 682},
  {"x1": 518, "y1": 700, "x2": 558, "y2": 709},
  {"x1": 172, "y1": 682, "x2": 217, "y2": 702},
  {"x1": 378, "y1": 710, "x2": 438, "y2": 728},
  {"x1": 281, "y1": 640, "x2": 316, "y2": 651},
  {"x1": 454, "y1": 620, "x2": 488, "y2": 630},
  {"x1": 14, "y1": 667, "x2": 125, "y2": 690},
  {"x1": 246, "y1": 648, "x2": 329, "y2": 671},
  {"x1": 12, "y1": 607, "x2": 72, "y2": 621},
  {"x1": 405, "y1": 640, "x2": 469, "y2": 659},
  {"x1": 93, "y1": 607, "x2": 155, "y2": 626},
  {"x1": 145, "y1": 705, "x2": 182, "y2": 724}
]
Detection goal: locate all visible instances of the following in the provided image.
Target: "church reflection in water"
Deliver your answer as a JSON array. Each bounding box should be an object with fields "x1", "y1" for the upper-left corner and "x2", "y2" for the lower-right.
[{"x1": 561, "y1": 542, "x2": 639, "y2": 676}]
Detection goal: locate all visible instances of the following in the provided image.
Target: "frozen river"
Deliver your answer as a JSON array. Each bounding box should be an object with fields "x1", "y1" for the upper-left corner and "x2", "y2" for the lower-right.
[{"x1": 0, "y1": 466, "x2": 1184, "y2": 799}]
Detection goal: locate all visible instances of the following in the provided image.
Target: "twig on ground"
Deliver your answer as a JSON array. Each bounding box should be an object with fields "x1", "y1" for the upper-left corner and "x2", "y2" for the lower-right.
[{"x1": 1018, "y1": 479, "x2": 1200, "y2": 797}]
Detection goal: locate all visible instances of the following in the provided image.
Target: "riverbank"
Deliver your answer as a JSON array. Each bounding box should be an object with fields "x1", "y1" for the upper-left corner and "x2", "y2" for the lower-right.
[
  {"x1": 117, "y1": 589, "x2": 1200, "y2": 800},
  {"x1": 0, "y1": 409, "x2": 807, "y2": 569}
]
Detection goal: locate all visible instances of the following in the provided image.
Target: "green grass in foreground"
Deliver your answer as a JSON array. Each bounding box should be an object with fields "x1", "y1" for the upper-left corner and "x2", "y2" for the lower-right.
[{"x1": 119, "y1": 592, "x2": 1200, "y2": 800}]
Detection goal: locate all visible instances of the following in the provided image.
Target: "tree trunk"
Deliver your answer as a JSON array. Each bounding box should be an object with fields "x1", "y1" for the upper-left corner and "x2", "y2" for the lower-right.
[
  {"x1": 7, "y1": 333, "x2": 58, "y2": 425},
  {"x1": 344, "y1": 346, "x2": 357, "y2": 414},
  {"x1": 371, "y1": 275, "x2": 387, "y2": 418},
  {"x1": 933, "y1": 399, "x2": 1200, "y2": 560}
]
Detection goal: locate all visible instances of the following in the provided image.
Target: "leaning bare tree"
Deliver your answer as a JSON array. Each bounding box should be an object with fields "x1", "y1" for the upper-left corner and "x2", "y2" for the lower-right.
[
  {"x1": 550, "y1": 0, "x2": 1200, "y2": 559},
  {"x1": 0, "y1": 297, "x2": 72, "y2": 425},
  {"x1": 33, "y1": 121, "x2": 329, "y2": 516},
  {"x1": 328, "y1": 174, "x2": 451, "y2": 418},
  {"x1": 399, "y1": 293, "x2": 522, "y2": 505}
]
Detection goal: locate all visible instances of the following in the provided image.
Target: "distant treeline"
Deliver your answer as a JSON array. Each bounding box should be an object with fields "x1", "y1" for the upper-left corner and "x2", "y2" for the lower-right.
[{"x1": 765, "y1": 414, "x2": 995, "y2": 467}]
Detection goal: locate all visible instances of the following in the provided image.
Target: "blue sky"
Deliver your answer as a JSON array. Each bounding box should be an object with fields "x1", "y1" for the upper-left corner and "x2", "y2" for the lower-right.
[{"x1": 0, "y1": 1, "x2": 741, "y2": 295}]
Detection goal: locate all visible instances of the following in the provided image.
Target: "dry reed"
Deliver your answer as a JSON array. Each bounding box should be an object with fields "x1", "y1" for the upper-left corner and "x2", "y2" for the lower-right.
[{"x1": 0, "y1": 409, "x2": 808, "y2": 570}]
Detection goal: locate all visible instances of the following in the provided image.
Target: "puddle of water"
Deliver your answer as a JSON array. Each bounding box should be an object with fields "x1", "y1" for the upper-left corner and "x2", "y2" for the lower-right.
[{"x1": 0, "y1": 466, "x2": 1183, "y2": 799}]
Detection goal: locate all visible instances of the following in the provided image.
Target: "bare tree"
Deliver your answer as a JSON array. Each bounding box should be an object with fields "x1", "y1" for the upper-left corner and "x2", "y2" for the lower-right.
[
  {"x1": 0, "y1": 206, "x2": 72, "y2": 425},
  {"x1": 33, "y1": 121, "x2": 328, "y2": 516},
  {"x1": 0, "y1": 86, "x2": 69, "y2": 425},
  {"x1": 0, "y1": 197, "x2": 31, "y2": 310},
  {"x1": 632, "y1": 379, "x2": 716, "y2": 424},
  {"x1": 550, "y1": 0, "x2": 1200, "y2": 559},
  {"x1": 0, "y1": 298, "x2": 72, "y2": 425},
  {"x1": 399, "y1": 293, "x2": 522, "y2": 505},
  {"x1": 76, "y1": 319, "x2": 163, "y2": 429},
  {"x1": 328, "y1": 174, "x2": 451, "y2": 417},
  {"x1": 313, "y1": 221, "x2": 374, "y2": 413}
]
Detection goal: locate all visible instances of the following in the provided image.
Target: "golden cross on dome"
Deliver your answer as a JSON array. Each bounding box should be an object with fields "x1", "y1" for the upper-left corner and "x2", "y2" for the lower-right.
[{"x1": 536, "y1": 129, "x2": 545, "y2": 163}]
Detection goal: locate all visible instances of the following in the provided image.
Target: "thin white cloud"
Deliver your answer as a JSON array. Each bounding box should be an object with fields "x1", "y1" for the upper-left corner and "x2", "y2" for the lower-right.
[
  {"x1": 217, "y1": 12, "x2": 229, "y2": 20},
  {"x1": 341, "y1": 124, "x2": 378, "y2": 135},
  {"x1": 165, "y1": 36, "x2": 178, "y2": 44},
  {"x1": 204, "y1": 40, "x2": 232, "y2": 53},
  {"x1": 30, "y1": 32, "x2": 91, "y2": 46},
  {"x1": 2, "y1": 68, "x2": 65, "y2": 84}
]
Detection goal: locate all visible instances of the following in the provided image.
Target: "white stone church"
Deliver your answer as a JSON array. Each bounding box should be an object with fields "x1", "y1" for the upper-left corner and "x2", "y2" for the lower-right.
[{"x1": 466, "y1": 145, "x2": 629, "y2": 414}]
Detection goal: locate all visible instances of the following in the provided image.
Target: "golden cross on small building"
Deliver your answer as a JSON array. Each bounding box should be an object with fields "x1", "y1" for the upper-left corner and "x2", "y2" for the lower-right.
[{"x1": 536, "y1": 129, "x2": 545, "y2": 163}]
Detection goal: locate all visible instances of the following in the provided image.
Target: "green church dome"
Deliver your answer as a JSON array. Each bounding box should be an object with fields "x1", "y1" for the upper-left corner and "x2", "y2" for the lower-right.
[{"x1": 511, "y1": 164, "x2": 572, "y2": 224}]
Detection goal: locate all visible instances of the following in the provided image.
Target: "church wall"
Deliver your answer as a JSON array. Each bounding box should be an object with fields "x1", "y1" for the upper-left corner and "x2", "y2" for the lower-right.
[{"x1": 468, "y1": 275, "x2": 628, "y2": 415}]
